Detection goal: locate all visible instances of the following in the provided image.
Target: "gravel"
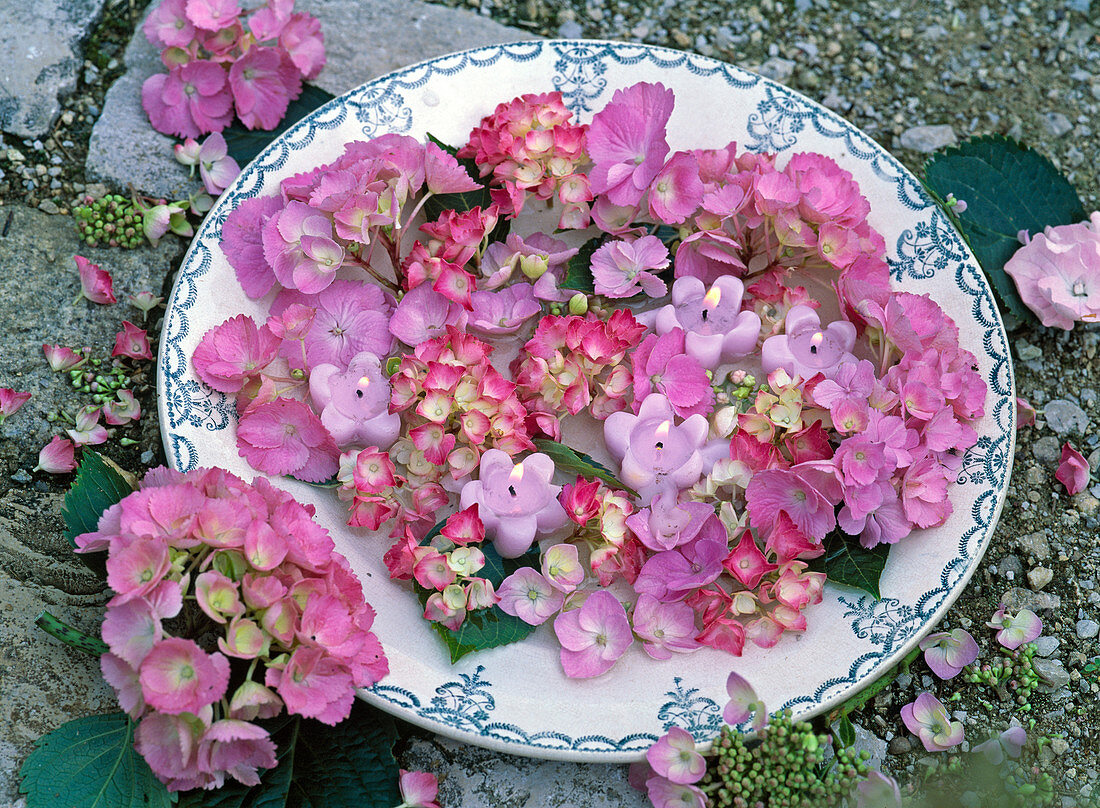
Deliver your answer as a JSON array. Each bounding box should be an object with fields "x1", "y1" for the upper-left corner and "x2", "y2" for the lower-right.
[
  {"x1": 1044, "y1": 398, "x2": 1091, "y2": 435},
  {"x1": 898, "y1": 124, "x2": 958, "y2": 153}
]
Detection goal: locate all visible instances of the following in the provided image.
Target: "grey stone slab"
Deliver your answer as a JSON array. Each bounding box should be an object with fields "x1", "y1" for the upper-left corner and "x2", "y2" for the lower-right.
[
  {"x1": 0, "y1": 0, "x2": 106, "y2": 139},
  {"x1": 86, "y1": 0, "x2": 535, "y2": 198},
  {"x1": 398, "y1": 736, "x2": 649, "y2": 808}
]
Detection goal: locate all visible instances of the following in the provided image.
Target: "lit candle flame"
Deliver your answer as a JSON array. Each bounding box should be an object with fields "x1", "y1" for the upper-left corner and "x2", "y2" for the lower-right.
[
  {"x1": 358, "y1": 375, "x2": 371, "y2": 388},
  {"x1": 810, "y1": 332, "x2": 824, "y2": 347},
  {"x1": 655, "y1": 420, "x2": 671, "y2": 451},
  {"x1": 509, "y1": 463, "x2": 525, "y2": 484},
  {"x1": 703, "y1": 286, "x2": 722, "y2": 309}
]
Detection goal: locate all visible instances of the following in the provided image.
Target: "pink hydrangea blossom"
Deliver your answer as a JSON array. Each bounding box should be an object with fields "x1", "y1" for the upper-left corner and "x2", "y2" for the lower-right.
[
  {"x1": 229, "y1": 46, "x2": 302, "y2": 130},
  {"x1": 143, "y1": 0, "x2": 195, "y2": 48},
  {"x1": 388, "y1": 282, "x2": 468, "y2": 346},
  {"x1": 104, "y1": 390, "x2": 142, "y2": 425},
  {"x1": 648, "y1": 152, "x2": 704, "y2": 225},
  {"x1": 1004, "y1": 212, "x2": 1100, "y2": 330},
  {"x1": 142, "y1": 60, "x2": 234, "y2": 139},
  {"x1": 265, "y1": 646, "x2": 355, "y2": 725},
  {"x1": 194, "y1": 132, "x2": 241, "y2": 194},
  {"x1": 632, "y1": 594, "x2": 699, "y2": 659},
  {"x1": 134, "y1": 710, "x2": 212, "y2": 791},
  {"x1": 185, "y1": 0, "x2": 241, "y2": 31},
  {"x1": 587, "y1": 81, "x2": 674, "y2": 207},
  {"x1": 271, "y1": 280, "x2": 393, "y2": 369},
  {"x1": 222, "y1": 195, "x2": 284, "y2": 298},
  {"x1": 986, "y1": 605, "x2": 1042, "y2": 650},
  {"x1": 65, "y1": 404, "x2": 109, "y2": 446},
  {"x1": 236, "y1": 397, "x2": 340, "y2": 481},
  {"x1": 900, "y1": 692, "x2": 964, "y2": 752},
  {"x1": 553, "y1": 590, "x2": 633, "y2": 678},
  {"x1": 919, "y1": 628, "x2": 979, "y2": 680},
  {"x1": 630, "y1": 328, "x2": 713, "y2": 419},
  {"x1": 139, "y1": 637, "x2": 231, "y2": 715},
  {"x1": 855, "y1": 771, "x2": 902, "y2": 808},
  {"x1": 34, "y1": 435, "x2": 77, "y2": 473},
  {"x1": 745, "y1": 463, "x2": 842, "y2": 541},
  {"x1": 113, "y1": 321, "x2": 154, "y2": 361},
  {"x1": 590, "y1": 235, "x2": 670, "y2": 299},
  {"x1": 0, "y1": 388, "x2": 31, "y2": 423},
  {"x1": 466, "y1": 284, "x2": 541, "y2": 337},
  {"x1": 199, "y1": 719, "x2": 277, "y2": 788},
  {"x1": 279, "y1": 13, "x2": 326, "y2": 80},
  {"x1": 497, "y1": 567, "x2": 564, "y2": 625},
  {"x1": 646, "y1": 727, "x2": 705, "y2": 785},
  {"x1": 646, "y1": 777, "x2": 706, "y2": 808},
  {"x1": 75, "y1": 255, "x2": 116, "y2": 304},
  {"x1": 1056, "y1": 441, "x2": 1090, "y2": 495},
  {"x1": 42, "y1": 343, "x2": 85, "y2": 371},
  {"x1": 723, "y1": 671, "x2": 767, "y2": 731}
]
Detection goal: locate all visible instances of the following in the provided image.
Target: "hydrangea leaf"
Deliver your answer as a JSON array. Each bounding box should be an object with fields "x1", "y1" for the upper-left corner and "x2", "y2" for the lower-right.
[
  {"x1": 61, "y1": 450, "x2": 135, "y2": 578},
  {"x1": 221, "y1": 84, "x2": 337, "y2": 167},
  {"x1": 810, "y1": 531, "x2": 889, "y2": 599},
  {"x1": 559, "y1": 236, "x2": 603, "y2": 294},
  {"x1": 532, "y1": 438, "x2": 636, "y2": 495},
  {"x1": 922, "y1": 135, "x2": 1086, "y2": 324},
  {"x1": 18, "y1": 712, "x2": 171, "y2": 808}
]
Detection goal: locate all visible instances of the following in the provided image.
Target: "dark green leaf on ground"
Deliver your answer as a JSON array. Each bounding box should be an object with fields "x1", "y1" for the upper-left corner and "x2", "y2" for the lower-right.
[
  {"x1": 809, "y1": 530, "x2": 889, "y2": 599},
  {"x1": 19, "y1": 712, "x2": 171, "y2": 808},
  {"x1": 62, "y1": 450, "x2": 134, "y2": 551},
  {"x1": 923, "y1": 135, "x2": 1086, "y2": 324},
  {"x1": 35, "y1": 611, "x2": 108, "y2": 656},
  {"x1": 222, "y1": 84, "x2": 337, "y2": 166},
  {"x1": 532, "y1": 438, "x2": 634, "y2": 495}
]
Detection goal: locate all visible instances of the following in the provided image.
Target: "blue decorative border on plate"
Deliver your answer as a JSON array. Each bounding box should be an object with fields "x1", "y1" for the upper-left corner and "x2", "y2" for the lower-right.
[{"x1": 160, "y1": 40, "x2": 1014, "y2": 759}]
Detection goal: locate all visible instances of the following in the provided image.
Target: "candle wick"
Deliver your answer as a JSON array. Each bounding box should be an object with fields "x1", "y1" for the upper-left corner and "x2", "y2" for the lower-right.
[
  {"x1": 701, "y1": 309, "x2": 708, "y2": 322},
  {"x1": 655, "y1": 441, "x2": 664, "y2": 450},
  {"x1": 356, "y1": 389, "x2": 364, "y2": 398},
  {"x1": 809, "y1": 345, "x2": 817, "y2": 355},
  {"x1": 508, "y1": 485, "x2": 516, "y2": 496}
]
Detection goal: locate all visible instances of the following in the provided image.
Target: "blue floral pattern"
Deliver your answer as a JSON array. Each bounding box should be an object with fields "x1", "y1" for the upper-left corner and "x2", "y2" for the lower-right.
[{"x1": 159, "y1": 40, "x2": 1014, "y2": 761}]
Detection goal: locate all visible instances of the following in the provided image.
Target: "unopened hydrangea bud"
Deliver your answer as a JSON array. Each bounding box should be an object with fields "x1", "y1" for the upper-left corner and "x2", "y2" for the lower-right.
[
  {"x1": 568, "y1": 293, "x2": 588, "y2": 315},
  {"x1": 519, "y1": 253, "x2": 549, "y2": 279}
]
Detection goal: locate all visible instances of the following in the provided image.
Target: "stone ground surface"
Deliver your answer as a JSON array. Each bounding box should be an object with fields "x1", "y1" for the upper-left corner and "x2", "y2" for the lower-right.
[{"x1": 1, "y1": 0, "x2": 1100, "y2": 806}]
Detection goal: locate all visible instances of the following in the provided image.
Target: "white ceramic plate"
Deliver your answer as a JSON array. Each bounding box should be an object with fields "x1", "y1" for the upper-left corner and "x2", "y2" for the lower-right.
[{"x1": 158, "y1": 40, "x2": 1015, "y2": 763}]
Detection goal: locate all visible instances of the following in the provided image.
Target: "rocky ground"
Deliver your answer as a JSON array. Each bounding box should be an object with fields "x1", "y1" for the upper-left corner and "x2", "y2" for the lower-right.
[{"x1": 1, "y1": 0, "x2": 1098, "y2": 806}]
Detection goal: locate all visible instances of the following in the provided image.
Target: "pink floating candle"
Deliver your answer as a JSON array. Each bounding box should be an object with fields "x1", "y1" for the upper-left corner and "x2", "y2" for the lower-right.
[
  {"x1": 654, "y1": 275, "x2": 761, "y2": 368},
  {"x1": 460, "y1": 449, "x2": 569, "y2": 558},
  {"x1": 603, "y1": 393, "x2": 709, "y2": 503},
  {"x1": 760, "y1": 305, "x2": 857, "y2": 381},
  {"x1": 309, "y1": 350, "x2": 401, "y2": 449}
]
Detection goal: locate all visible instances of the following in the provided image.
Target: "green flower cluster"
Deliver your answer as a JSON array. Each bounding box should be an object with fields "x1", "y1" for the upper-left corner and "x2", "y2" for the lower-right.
[
  {"x1": 962, "y1": 642, "x2": 1040, "y2": 710},
  {"x1": 73, "y1": 195, "x2": 144, "y2": 249},
  {"x1": 700, "y1": 710, "x2": 869, "y2": 808}
]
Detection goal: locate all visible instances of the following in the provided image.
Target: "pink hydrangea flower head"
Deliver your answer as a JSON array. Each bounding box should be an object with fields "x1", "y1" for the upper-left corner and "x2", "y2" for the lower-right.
[
  {"x1": 986, "y1": 605, "x2": 1042, "y2": 650},
  {"x1": 185, "y1": 0, "x2": 241, "y2": 31},
  {"x1": 497, "y1": 567, "x2": 564, "y2": 625},
  {"x1": 630, "y1": 328, "x2": 713, "y2": 419},
  {"x1": 271, "y1": 280, "x2": 393, "y2": 369},
  {"x1": 389, "y1": 281, "x2": 468, "y2": 346},
  {"x1": 236, "y1": 397, "x2": 340, "y2": 481},
  {"x1": 229, "y1": 46, "x2": 302, "y2": 130},
  {"x1": 1056, "y1": 441, "x2": 1090, "y2": 495},
  {"x1": 553, "y1": 590, "x2": 633, "y2": 678},
  {"x1": 900, "y1": 692, "x2": 964, "y2": 752},
  {"x1": 265, "y1": 646, "x2": 355, "y2": 725},
  {"x1": 745, "y1": 463, "x2": 842, "y2": 541},
  {"x1": 142, "y1": 60, "x2": 234, "y2": 139},
  {"x1": 34, "y1": 435, "x2": 77, "y2": 473},
  {"x1": 466, "y1": 284, "x2": 542, "y2": 337},
  {"x1": 918, "y1": 628, "x2": 979, "y2": 680},
  {"x1": 0, "y1": 388, "x2": 31, "y2": 423},
  {"x1": 854, "y1": 771, "x2": 902, "y2": 808},
  {"x1": 646, "y1": 727, "x2": 706, "y2": 785},
  {"x1": 134, "y1": 710, "x2": 212, "y2": 791},
  {"x1": 139, "y1": 637, "x2": 231, "y2": 715},
  {"x1": 723, "y1": 671, "x2": 767, "y2": 731},
  {"x1": 587, "y1": 81, "x2": 675, "y2": 207},
  {"x1": 221, "y1": 195, "x2": 284, "y2": 298},
  {"x1": 397, "y1": 769, "x2": 441, "y2": 808},
  {"x1": 113, "y1": 321, "x2": 154, "y2": 361},
  {"x1": 591, "y1": 235, "x2": 670, "y2": 299},
  {"x1": 648, "y1": 151, "x2": 704, "y2": 225},
  {"x1": 144, "y1": 0, "x2": 195, "y2": 47},
  {"x1": 75, "y1": 255, "x2": 116, "y2": 304},
  {"x1": 1004, "y1": 212, "x2": 1100, "y2": 330}
]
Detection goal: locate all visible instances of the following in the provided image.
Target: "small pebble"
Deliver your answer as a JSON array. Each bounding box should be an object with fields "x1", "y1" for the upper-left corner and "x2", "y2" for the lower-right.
[
  {"x1": 1028, "y1": 567, "x2": 1053, "y2": 589},
  {"x1": 1076, "y1": 619, "x2": 1099, "y2": 639},
  {"x1": 140, "y1": 450, "x2": 155, "y2": 465},
  {"x1": 899, "y1": 124, "x2": 957, "y2": 153},
  {"x1": 1043, "y1": 398, "x2": 1089, "y2": 435},
  {"x1": 1033, "y1": 635, "x2": 1060, "y2": 657},
  {"x1": 10, "y1": 470, "x2": 32, "y2": 484}
]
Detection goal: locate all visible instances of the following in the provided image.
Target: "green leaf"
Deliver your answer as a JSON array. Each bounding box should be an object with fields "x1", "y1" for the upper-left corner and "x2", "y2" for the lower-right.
[
  {"x1": 285, "y1": 704, "x2": 400, "y2": 808},
  {"x1": 559, "y1": 236, "x2": 603, "y2": 294},
  {"x1": 35, "y1": 611, "x2": 108, "y2": 656},
  {"x1": 809, "y1": 530, "x2": 889, "y2": 599},
  {"x1": 532, "y1": 438, "x2": 635, "y2": 495},
  {"x1": 922, "y1": 135, "x2": 1086, "y2": 324},
  {"x1": 834, "y1": 713, "x2": 856, "y2": 748},
  {"x1": 221, "y1": 84, "x2": 337, "y2": 167},
  {"x1": 62, "y1": 451, "x2": 135, "y2": 573},
  {"x1": 19, "y1": 713, "x2": 171, "y2": 808}
]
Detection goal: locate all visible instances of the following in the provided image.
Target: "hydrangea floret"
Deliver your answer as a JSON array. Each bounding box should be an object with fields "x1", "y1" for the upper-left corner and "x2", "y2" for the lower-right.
[
  {"x1": 76, "y1": 466, "x2": 387, "y2": 791},
  {"x1": 194, "y1": 82, "x2": 988, "y2": 679}
]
